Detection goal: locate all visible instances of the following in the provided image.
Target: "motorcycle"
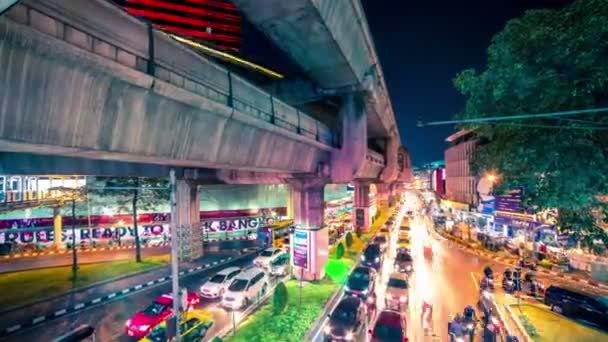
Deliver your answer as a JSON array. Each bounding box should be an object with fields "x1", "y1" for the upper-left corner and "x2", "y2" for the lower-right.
[
  {"x1": 482, "y1": 315, "x2": 501, "y2": 342},
  {"x1": 519, "y1": 258, "x2": 537, "y2": 271},
  {"x1": 462, "y1": 318, "x2": 477, "y2": 342},
  {"x1": 523, "y1": 272, "x2": 545, "y2": 297},
  {"x1": 502, "y1": 268, "x2": 515, "y2": 293}
]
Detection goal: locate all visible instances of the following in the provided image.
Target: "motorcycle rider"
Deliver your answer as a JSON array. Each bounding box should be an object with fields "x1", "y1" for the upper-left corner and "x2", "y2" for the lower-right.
[
  {"x1": 448, "y1": 313, "x2": 465, "y2": 341},
  {"x1": 462, "y1": 305, "x2": 477, "y2": 341},
  {"x1": 502, "y1": 268, "x2": 514, "y2": 292},
  {"x1": 480, "y1": 266, "x2": 495, "y2": 290}
]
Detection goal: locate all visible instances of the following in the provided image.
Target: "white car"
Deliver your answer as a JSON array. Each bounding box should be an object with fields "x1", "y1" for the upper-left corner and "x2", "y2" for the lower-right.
[
  {"x1": 200, "y1": 266, "x2": 241, "y2": 299},
  {"x1": 385, "y1": 272, "x2": 409, "y2": 311},
  {"x1": 253, "y1": 247, "x2": 283, "y2": 269},
  {"x1": 222, "y1": 267, "x2": 269, "y2": 310}
]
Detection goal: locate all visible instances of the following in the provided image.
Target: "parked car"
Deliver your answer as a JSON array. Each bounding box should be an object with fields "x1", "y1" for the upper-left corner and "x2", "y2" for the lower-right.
[
  {"x1": 372, "y1": 235, "x2": 389, "y2": 253},
  {"x1": 324, "y1": 296, "x2": 367, "y2": 341},
  {"x1": 200, "y1": 267, "x2": 241, "y2": 299},
  {"x1": 254, "y1": 247, "x2": 283, "y2": 269},
  {"x1": 222, "y1": 267, "x2": 269, "y2": 310},
  {"x1": 544, "y1": 285, "x2": 608, "y2": 330},
  {"x1": 369, "y1": 310, "x2": 408, "y2": 342}
]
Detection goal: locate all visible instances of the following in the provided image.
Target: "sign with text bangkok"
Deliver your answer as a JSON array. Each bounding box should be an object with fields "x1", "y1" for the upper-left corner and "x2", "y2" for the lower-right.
[{"x1": 292, "y1": 230, "x2": 310, "y2": 269}]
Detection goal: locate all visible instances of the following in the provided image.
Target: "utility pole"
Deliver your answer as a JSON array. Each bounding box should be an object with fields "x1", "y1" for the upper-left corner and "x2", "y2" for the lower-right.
[
  {"x1": 71, "y1": 198, "x2": 78, "y2": 278},
  {"x1": 169, "y1": 169, "x2": 181, "y2": 342}
]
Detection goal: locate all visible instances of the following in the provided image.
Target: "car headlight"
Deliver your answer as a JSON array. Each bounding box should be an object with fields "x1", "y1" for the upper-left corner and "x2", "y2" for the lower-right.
[
  {"x1": 324, "y1": 325, "x2": 331, "y2": 334},
  {"x1": 345, "y1": 332, "x2": 354, "y2": 340},
  {"x1": 405, "y1": 265, "x2": 412, "y2": 270},
  {"x1": 399, "y1": 295, "x2": 407, "y2": 303},
  {"x1": 467, "y1": 323, "x2": 474, "y2": 330},
  {"x1": 139, "y1": 324, "x2": 150, "y2": 332},
  {"x1": 361, "y1": 289, "x2": 368, "y2": 295},
  {"x1": 125, "y1": 320, "x2": 131, "y2": 327},
  {"x1": 374, "y1": 257, "x2": 380, "y2": 263},
  {"x1": 361, "y1": 255, "x2": 365, "y2": 261},
  {"x1": 344, "y1": 285, "x2": 350, "y2": 292}
]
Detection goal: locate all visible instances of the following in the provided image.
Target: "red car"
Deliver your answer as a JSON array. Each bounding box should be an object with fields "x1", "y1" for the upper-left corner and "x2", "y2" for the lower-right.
[
  {"x1": 125, "y1": 293, "x2": 200, "y2": 338},
  {"x1": 369, "y1": 310, "x2": 408, "y2": 342}
]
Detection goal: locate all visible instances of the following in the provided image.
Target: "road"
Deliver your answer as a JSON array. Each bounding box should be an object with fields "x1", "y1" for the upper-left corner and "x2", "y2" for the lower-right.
[
  {"x1": 2, "y1": 253, "x2": 258, "y2": 342},
  {"x1": 0, "y1": 239, "x2": 254, "y2": 273},
  {"x1": 311, "y1": 196, "x2": 511, "y2": 342}
]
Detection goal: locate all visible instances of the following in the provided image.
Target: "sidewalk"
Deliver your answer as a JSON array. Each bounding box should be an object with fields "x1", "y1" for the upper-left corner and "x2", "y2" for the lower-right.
[
  {"x1": 436, "y1": 229, "x2": 608, "y2": 290},
  {"x1": 0, "y1": 249, "x2": 251, "y2": 336}
]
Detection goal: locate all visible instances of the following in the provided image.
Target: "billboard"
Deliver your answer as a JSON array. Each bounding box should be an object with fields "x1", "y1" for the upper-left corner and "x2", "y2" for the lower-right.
[
  {"x1": 292, "y1": 230, "x2": 310, "y2": 269},
  {"x1": 495, "y1": 188, "x2": 524, "y2": 213}
]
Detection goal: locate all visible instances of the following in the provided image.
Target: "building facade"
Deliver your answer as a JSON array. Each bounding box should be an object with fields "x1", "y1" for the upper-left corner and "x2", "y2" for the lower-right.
[{"x1": 445, "y1": 130, "x2": 477, "y2": 208}]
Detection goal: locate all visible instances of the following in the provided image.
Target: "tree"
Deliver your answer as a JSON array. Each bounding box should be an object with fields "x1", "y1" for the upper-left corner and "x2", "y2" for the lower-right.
[
  {"x1": 88, "y1": 177, "x2": 169, "y2": 262},
  {"x1": 345, "y1": 232, "x2": 353, "y2": 249},
  {"x1": 335, "y1": 242, "x2": 345, "y2": 260},
  {"x1": 272, "y1": 281, "x2": 288, "y2": 314},
  {"x1": 453, "y1": 0, "x2": 608, "y2": 249}
]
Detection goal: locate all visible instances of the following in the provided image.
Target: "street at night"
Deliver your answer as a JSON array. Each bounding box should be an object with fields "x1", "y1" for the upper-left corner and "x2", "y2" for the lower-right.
[{"x1": 1, "y1": 0, "x2": 608, "y2": 341}]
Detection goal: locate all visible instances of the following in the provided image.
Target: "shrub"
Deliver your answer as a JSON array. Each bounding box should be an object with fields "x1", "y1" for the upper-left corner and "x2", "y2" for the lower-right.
[
  {"x1": 345, "y1": 232, "x2": 353, "y2": 248},
  {"x1": 211, "y1": 337, "x2": 223, "y2": 342},
  {"x1": 519, "y1": 314, "x2": 538, "y2": 337},
  {"x1": 336, "y1": 242, "x2": 345, "y2": 260},
  {"x1": 273, "y1": 281, "x2": 288, "y2": 314}
]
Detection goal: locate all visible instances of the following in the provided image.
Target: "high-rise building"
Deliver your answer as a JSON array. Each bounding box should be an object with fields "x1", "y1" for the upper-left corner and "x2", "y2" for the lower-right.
[
  {"x1": 445, "y1": 130, "x2": 477, "y2": 209},
  {"x1": 112, "y1": 0, "x2": 241, "y2": 52}
]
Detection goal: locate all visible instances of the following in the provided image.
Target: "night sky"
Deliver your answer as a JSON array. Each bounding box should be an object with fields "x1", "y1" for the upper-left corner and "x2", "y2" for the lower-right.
[{"x1": 363, "y1": 0, "x2": 572, "y2": 165}]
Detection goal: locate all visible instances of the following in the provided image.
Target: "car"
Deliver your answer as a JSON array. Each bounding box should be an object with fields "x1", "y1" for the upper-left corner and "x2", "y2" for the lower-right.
[
  {"x1": 400, "y1": 218, "x2": 410, "y2": 227},
  {"x1": 369, "y1": 310, "x2": 408, "y2": 342},
  {"x1": 345, "y1": 266, "x2": 376, "y2": 299},
  {"x1": 200, "y1": 267, "x2": 241, "y2": 299},
  {"x1": 324, "y1": 296, "x2": 367, "y2": 341},
  {"x1": 360, "y1": 243, "x2": 383, "y2": 271},
  {"x1": 394, "y1": 251, "x2": 413, "y2": 273},
  {"x1": 544, "y1": 285, "x2": 608, "y2": 330},
  {"x1": 139, "y1": 309, "x2": 213, "y2": 342},
  {"x1": 126, "y1": 293, "x2": 200, "y2": 339},
  {"x1": 254, "y1": 247, "x2": 283, "y2": 269},
  {"x1": 269, "y1": 252, "x2": 290, "y2": 276},
  {"x1": 372, "y1": 235, "x2": 389, "y2": 253},
  {"x1": 221, "y1": 267, "x2": 269, "y2": 310},
  {"x1": 398, "y1": 225, "x2": 411, "y2": 234},
  {"x1": 396, "y1": 236, "x2": 411, "y2": 250},
  {"x1": 385, "y1": 273, "x2": 409, "y2": 310},
  {"x1": 379, "y1": 226, "x2": 391, "y2": 236}
]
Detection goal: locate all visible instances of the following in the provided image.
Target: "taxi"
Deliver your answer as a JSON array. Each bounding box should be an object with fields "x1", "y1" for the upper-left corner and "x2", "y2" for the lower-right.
[
  {"x1": 139, "y1": 309, "x2": 213, "y2": 342},
  {"x1": 396, "y1": 236, "x2": 411, "y2": 250}
]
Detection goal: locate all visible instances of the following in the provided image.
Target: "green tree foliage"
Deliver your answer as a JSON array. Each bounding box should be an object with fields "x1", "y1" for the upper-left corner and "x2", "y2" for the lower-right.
[
  {"x1": 211, "y1": 337, "x2": 223, "y2": 342},
  {"x1": 345, "y1": 232, "x2": 353, "y2": 249},
  {"x1": 272, "y1": 281, "x2": 288, "y2": 314},
  {"x1": 453, "y1": 0, "x2": 608, "y2": 248},
  {"x1": 87, "y1": 177, "x2": 170, "y2": 262},
  {"x1": 335, "y1": 242, "x2": 345, "y2": 260}
]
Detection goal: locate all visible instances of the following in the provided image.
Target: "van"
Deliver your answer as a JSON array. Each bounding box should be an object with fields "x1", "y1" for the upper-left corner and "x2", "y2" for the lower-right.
[
  {"x1": 221, "y1": 267, "x2": 269, "y2": 310},
  {"x1": 544, "y1": 285, "x2": 608, "y2": 329}
]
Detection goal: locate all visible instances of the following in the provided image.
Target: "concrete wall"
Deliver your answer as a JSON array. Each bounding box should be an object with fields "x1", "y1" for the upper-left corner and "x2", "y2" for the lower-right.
[{"x1": 0, "y1": 1, "x2": 333, "y2": 173}]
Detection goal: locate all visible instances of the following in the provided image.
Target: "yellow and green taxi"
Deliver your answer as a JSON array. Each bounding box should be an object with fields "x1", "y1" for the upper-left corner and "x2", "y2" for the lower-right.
[
  {"x1": 140, "y1": 309, "x2": 213, "y2": 342},
  {"x1": 396, "y1": 236, "x2": 411, "y2": 250}
]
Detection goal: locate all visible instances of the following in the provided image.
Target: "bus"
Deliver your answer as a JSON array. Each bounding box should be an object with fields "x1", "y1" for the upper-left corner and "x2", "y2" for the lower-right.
[{"x1": 257, "y1": 219, "x2": 293, "y2": 249}]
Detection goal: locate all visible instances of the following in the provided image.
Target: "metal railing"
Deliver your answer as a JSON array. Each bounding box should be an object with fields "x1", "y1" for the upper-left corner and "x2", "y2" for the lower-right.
[{"x1": 4, "y1": 1, "x2": 337, "y2": 148}]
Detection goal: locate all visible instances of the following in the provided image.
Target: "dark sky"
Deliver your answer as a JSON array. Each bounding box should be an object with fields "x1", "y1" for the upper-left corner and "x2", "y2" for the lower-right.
[{"x1": 363, "y1": 0, "x2": 572, "y2": 166}]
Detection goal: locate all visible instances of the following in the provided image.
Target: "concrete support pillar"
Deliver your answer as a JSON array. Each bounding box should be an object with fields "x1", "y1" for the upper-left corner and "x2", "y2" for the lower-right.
[
  {"x1": 376, "y1": 183, "x2": 390, "y2": 212},
  {"x1": 288, "y1": 178, "x2": 327, "y2": 281},
  {"x1": 175, "y1": 179, "x2": 202, "y2": 261},
  {"x1": 52, "y1": 206, "x2": 63, "y2": 249},
  {"x1": 353, "y1": 182, "x2": 372, "y2": 233},
  {"x1": 331, "y1": 93, "x2": 367, "y2": 183},
  {"x1": 388, "y1": 183, "x2": 398, "y2": 208}
]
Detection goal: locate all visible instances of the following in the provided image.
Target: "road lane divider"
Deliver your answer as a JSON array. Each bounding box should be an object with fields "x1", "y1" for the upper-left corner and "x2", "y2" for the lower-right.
[{"x1": 0, "y1": 248, "x2": 258, "y2": 339}]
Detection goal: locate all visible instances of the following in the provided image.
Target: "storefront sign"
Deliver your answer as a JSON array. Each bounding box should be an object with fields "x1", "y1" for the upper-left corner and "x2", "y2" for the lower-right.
[
  {"x1": 201, "y1": 216, "x2": 283, "y2": 232},
  {"x1": 0, "y1": 225, "x2": 168, "y2": 244},
  {"x1": 292, "y1": 230, "x2": 309, "y2": 269}
]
